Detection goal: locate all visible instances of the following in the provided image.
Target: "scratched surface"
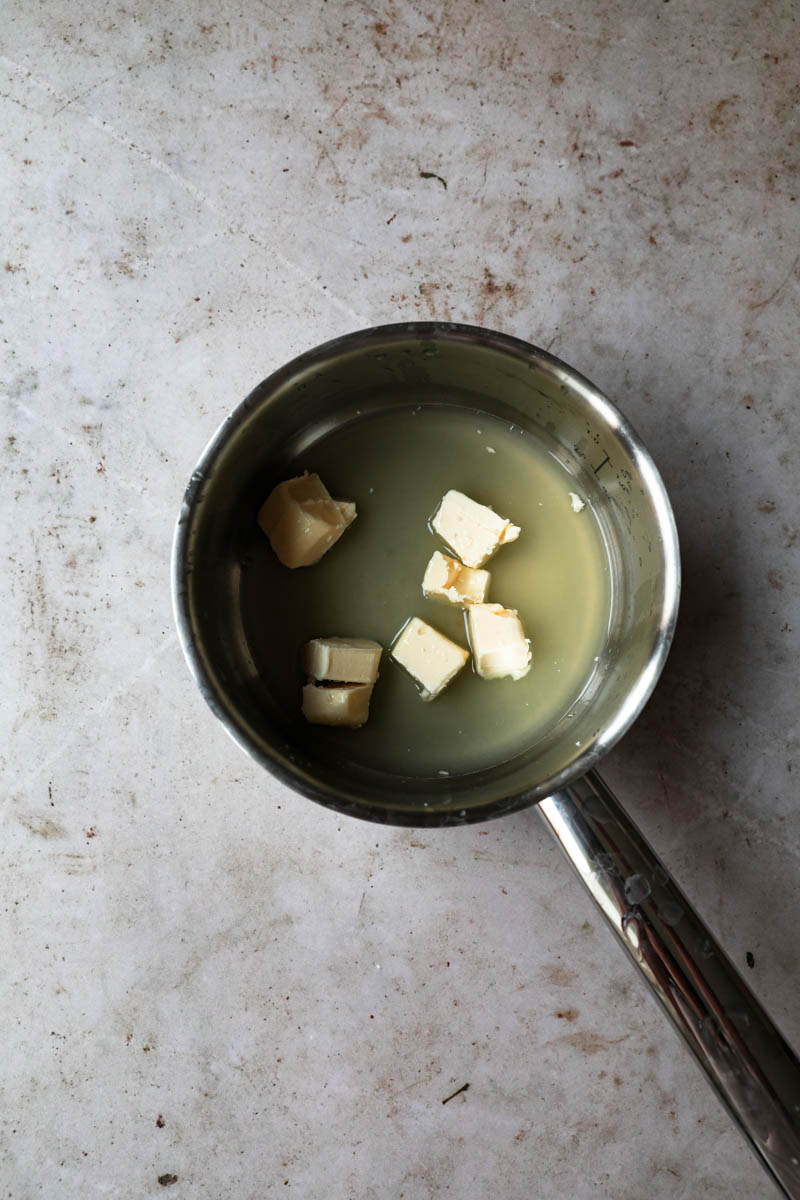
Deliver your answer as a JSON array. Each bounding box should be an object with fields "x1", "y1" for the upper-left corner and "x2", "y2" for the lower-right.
[{"x1": 3, "y1": 1, "x2": 799, "y2": 1196}]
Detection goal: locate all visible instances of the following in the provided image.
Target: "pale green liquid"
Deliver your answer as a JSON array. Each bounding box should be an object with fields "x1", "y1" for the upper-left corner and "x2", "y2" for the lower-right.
[{"x1": 243, "y1": 404, "x2": 611, "y2": 777}]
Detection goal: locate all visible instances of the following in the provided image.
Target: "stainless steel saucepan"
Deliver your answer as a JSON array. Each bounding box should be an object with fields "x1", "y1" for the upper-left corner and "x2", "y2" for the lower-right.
[{"x1": 172, "y1": 323, "x2": 800, "y2": 1196}]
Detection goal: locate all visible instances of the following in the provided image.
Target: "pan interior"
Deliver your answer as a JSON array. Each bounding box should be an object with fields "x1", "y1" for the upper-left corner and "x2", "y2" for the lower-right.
[
  {"x1": 176, "y1": 328, "x2": 676, "y2": 824},
  {"x1": 238, "y1": 400, "x2": 612, "y2": 780}
]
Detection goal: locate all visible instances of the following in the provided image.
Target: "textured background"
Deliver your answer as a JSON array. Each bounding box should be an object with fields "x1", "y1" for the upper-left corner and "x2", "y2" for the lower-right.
[{"x1": 3, "y1": 1, "x2": 799, "y2": 1196}]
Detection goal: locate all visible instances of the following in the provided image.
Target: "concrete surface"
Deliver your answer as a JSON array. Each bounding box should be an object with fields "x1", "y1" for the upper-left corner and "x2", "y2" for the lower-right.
[{"x1": 3, "y1": 0, "x2": 799, "y2": 1196}]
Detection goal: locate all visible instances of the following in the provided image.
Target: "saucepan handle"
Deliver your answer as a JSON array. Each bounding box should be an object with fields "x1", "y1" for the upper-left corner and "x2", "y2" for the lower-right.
[{"x1": 539, "y1": 770, "x2": 800, "y2": 1198}]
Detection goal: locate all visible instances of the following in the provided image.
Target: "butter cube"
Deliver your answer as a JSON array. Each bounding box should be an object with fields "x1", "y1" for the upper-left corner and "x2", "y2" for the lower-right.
[
  {"x1": 303, "y1": 636, "x2": 383, "y2": 684},
  {"x1": 258, "y1": 473, "x2": 356, "y2": 568},
  {"x1": 467, "y1": 603, "x2": 531, "y2": 680},
  {"x1": 422, "y1": 551, "x2": 490, "y2": 606},
  {"x1": 302, "y1": 682, "x2": 373, "y2": 727},
  {"x1": 391, "y1": 617, "x2": 469, "y2": 701},
  {"x1": 431, "y1": 490, "x2": 520, "y2": 568}
]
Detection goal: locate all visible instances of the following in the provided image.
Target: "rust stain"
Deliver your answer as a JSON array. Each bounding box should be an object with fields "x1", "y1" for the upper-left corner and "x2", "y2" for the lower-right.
[
  {"x1": 543, "y1": 961, "x2": 578, "y2": 987},
  {"x1": 562, "y1": 1030, "x2": 628, "y2": 1055},
  {"x1": 17, "y1": 812, "x2": 67, "y2": 839},
  {"x1": 709, "y1": 96, "x2": 738, "y2": 131}
]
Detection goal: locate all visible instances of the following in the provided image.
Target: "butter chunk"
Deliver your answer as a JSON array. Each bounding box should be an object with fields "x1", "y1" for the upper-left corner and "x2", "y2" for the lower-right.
[
  {"x1": 468, "y1": 603, "x2": 532, "y2": 681},
  {"x1": 303, "y1": 636, "x2": 383, "y2": 685},
  {"x1": 422, "y1": 551, "x2": 490, "y2": 606},
  {"x1": 302, "y1": 682, "x2": 373, "y2": 727},
  {"x1": 391, "y1": 617, "x2": 469, "y2": 701},
  {"x1": 258, "y1": 473, "x2": 356, "y2": 568},
  {"x1": 432, "y1": 490, "x2": 520, "y2": 568}
]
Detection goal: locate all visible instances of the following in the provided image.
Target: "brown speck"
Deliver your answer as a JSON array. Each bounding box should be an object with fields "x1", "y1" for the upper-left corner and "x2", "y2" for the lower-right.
[
  {"x1": 86, "y1": 826, "x2": 97, "y2": 838},
  {"x1": 143, "y1": 1044, "x2": 151, "y2": 1052},
  {"x1": 758, "y1": 498, "x2": 776, "y2": 513},
  {"x1": 767, "y1": 569, "x2": 784, "y2": 590},
  {"x1": 125, "y1": 1033, "x2": 132, "y2": 1045},
  {"x1": 709, "y1": 96, "x2": 738, "y2": 131},
  {"x1": 19, "y1": 815, "x2": 67, "y2": 840},
  {"x1": 386, "y1": 213, "x2": 396, "y2": 225},
  {"x1": 613, "y1": 1075, "x2": 622, "y2": 1086},
  {"x1": 442, "y1": 1082, "x2": 470, "y2": 1105},
  {"x1": 158, "y1": 1175, "x2": 178, "y2": 1187},
  {"x1": 649, "y1": 234, "x2": 658, "y2": 246},
  {"x1": 549, "y1": 72, "x2": 564, "y2": 85},
  {"x1": 89, "y1": 515, "x2": 97, "y2": 523},
  {"x1": 618, "y1": 139, "x2": 636, "y2": 147},
  {"x1": 543, "y1": 961, "x2": 578, "y2": 987},
  {"x1": 401, "y1": 234, "x2": 412, "y2": 243},
  {"x1": 564, "y1": 1031, "x2": 611, "y2": 1055},
  {"x1": 198, "y1": 23, "x2": 214, "y2": 33},
  {"x1": 5, "y1": 262, "x2": 20, "y2": 273},
  {"x1": 746, "y1": 951, "x2": 755, "y2": 968},
  {"x1": 556, "y1": 1008, "x2": 579, "y2": 1022},
  {"x1": 96, "y1": 460, "x2": 105, "y2": 474},
  {"x1": 156, "y1": 1114, "x2": 165, "y2": 1127},
  {"x1": 374, "y1": 21, "x2": 388, "y2": 34}
]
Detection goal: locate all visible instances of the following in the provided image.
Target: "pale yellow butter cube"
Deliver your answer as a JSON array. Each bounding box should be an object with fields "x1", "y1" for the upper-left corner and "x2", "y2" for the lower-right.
[
  {"x1": 431, "y1": 490, "x2": 520, "y2": 568},
  {"x1": 391, "y1": 617, "x2": 469, "y2": 701},
  {"x1": 303, "y1": 636, "x2": 383, "y2": 684},
  {"x1": 467, "y1": 603, "x2": 532, "y2": 681},
  {"x1": 258, "y1": 473, "x2": 356, "y2": 568},
  {"x1": 422, "y1": 550, "x2": 490, "y2": 606},
  {"x1": 301, "y1": 682, "x2": 373, "y2": 727}
]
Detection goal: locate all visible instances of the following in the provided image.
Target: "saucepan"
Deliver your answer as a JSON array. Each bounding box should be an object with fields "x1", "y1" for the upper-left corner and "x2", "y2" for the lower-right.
[{"x1": 172, "y1": 323, "x2": 800, "y2": 1196}]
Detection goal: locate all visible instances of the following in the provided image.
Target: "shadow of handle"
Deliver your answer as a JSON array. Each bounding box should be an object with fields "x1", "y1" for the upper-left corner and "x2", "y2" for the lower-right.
[{"x1": 540, "y1": 770, "x2": 800, "y2": 1199}]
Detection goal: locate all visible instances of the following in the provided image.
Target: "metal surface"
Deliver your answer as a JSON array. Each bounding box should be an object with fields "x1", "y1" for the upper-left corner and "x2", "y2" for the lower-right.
[
  {"x1": 172, "y1": 322, "x2": 679, "y2": 823},
  {"x1": 540, "y1": 773, "x2": 800, "y2": 1198}
]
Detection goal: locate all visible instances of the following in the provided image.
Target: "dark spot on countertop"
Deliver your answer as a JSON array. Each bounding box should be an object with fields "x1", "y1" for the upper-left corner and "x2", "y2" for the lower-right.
[
  {"x1": 767, "y1": 569, "x2": 784, "y2": 590},
  {"x1": 618, "y1": 139, "x2": 636, "y2": 147},
  {"x1": 157, "y1": 1174, "x2": 178, "y2": 1187},
  {"x1": 542, "y1": 961, "x2": 578, "y2": 987},
  {"x1": 156, "y1": 1114, "x2": 166, "y2": 1127},
  {"x1": 419, "y1": 170, "x2": 447, "y2": 190},
  {"x1": 564, "y1": 1031, "x2": 617, "y2": 1055},
  {"x1": 441, "y1": 1082, "x2": 470, "y2": 1104},
  {"x1": 18, "y1": 813, "x2": 67, "y2": 839},
  {"x1": 758, "y1": 498, "x2": 776, "y2": 513},
  {"x1": 550, "y1": 71, "x2": 564, "y2": 85},
  {"x1": 709, "y1": 96, "x2": 739, "y2": 131},
  {"x1": 556, "y1": 1009, "x2": 579, "y2": 1022},
  {"x1": 746, "y1": 951, "x2": 755, "y2": 968}
]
